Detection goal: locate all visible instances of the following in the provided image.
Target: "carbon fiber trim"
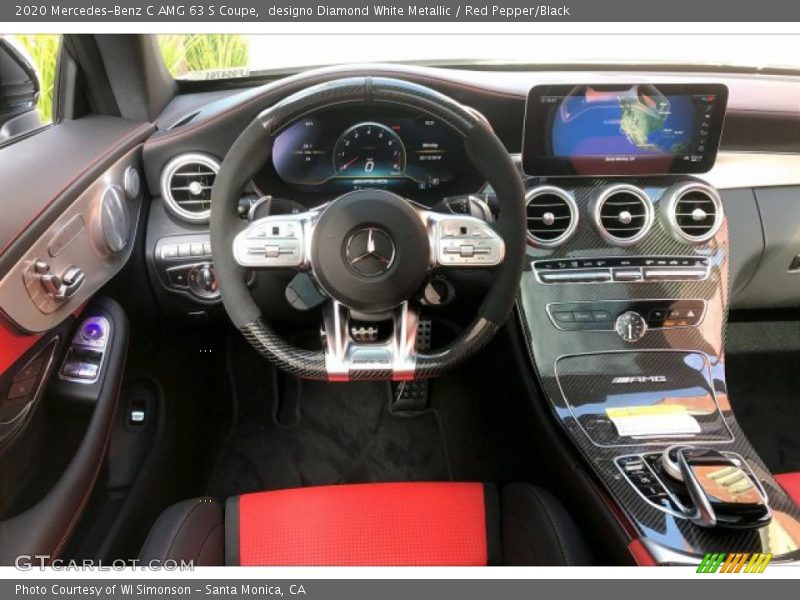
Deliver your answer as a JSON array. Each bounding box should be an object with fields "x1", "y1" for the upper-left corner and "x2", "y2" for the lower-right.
[
  {"x1": 239, "y1": 318, "x2": 327, "y2": 380},
  {"x1": 515, "y1": 174, "x2": 800, "y2": 561}
]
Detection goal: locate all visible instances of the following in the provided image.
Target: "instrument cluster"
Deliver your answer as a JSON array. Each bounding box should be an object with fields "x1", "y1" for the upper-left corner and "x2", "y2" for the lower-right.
[{"x1": 258, "y1": 104, "x2": 482, "y2": 204}]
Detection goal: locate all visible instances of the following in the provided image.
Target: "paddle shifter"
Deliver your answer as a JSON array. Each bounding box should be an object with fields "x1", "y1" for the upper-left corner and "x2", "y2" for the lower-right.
[{"x1": 660, "y1": 446, "x2": 771, "y2": 529}]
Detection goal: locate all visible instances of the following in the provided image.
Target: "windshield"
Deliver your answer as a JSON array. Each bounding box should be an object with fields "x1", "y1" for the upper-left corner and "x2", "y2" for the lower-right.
[{"x1": 158, "y1": 34, "x2": 800, "y2": 80}]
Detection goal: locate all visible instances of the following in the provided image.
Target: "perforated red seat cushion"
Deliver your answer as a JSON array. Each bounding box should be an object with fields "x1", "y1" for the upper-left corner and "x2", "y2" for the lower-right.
[
  {"x1": 775, "y1": 473, "x2": 800, "y2": 506},
  {"x1": 226, "y1": 482, "x2": 494, "y2": 566}
]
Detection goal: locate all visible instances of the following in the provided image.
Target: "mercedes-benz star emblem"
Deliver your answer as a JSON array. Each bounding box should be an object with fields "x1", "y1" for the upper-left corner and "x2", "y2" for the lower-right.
[{"x1": 345, "y1": 227, "x2": 396, "y2": 277}]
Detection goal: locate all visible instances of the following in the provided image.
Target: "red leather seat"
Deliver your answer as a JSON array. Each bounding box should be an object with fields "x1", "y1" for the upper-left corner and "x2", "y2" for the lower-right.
[
  {"x1": 140, "y1": 482, "x2": 592, "y2": 566},
  {"x1": 775, "y1": 473, "x2": 800, "y2": 506}
]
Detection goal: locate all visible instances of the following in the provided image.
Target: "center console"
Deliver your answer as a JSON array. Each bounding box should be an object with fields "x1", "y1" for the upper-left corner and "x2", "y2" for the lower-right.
[
  {"x1": 516, "y1": 174, "x2": 800, "y2": 564},
  {"x1": 515, "y1": 81, "x2": 800, "y2": 564}
]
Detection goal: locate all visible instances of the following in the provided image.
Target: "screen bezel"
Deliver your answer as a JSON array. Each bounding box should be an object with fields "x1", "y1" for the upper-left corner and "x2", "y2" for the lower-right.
[{"x1": 522, "y1": 83, "x2": 729, "y2": 177}]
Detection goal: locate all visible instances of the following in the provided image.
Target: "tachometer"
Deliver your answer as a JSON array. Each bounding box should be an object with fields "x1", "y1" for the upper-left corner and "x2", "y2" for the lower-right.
[{"x1": 333, "y1": 122, "x2": 406, "y2": 178}]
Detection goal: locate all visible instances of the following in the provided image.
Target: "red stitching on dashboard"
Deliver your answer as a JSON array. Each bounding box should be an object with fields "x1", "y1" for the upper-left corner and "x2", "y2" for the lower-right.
[{"x1": 0, "y1": 124, "x2": 154, "y2": 258}]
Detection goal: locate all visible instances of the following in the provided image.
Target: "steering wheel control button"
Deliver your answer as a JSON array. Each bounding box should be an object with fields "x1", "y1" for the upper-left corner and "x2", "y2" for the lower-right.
[
  {"x1": 234, "y1": 215, "x2": 308, "y2": 269},
  {"x1": 615, "y1": 311, "x2": 648, "y2": 343},
  {"x1": 432, "y1": 216, "x2": 504, "y2": 267}
]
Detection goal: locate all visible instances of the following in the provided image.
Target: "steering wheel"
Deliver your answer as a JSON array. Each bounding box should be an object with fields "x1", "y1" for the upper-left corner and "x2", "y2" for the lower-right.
[{"x1": 210, "y1": 77, "x2": 526, "y2": 381}]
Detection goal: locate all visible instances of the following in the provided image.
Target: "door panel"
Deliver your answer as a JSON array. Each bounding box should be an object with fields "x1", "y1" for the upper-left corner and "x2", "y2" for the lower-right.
[{"x1": 0, "y1": 113, "x2": 153, "y2": 563}]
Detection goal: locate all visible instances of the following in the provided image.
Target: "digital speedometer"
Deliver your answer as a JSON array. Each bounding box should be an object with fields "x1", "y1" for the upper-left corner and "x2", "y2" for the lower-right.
[
  {"x1": 332, "y1": 122, "x2": 406, "y2": 178},
  {"x1": 267, "y1": 106, "x2": 482, "y2": 201}
]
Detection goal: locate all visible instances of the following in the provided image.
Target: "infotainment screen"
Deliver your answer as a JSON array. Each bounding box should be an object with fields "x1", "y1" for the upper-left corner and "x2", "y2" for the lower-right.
[{"x1": 522, "y1": 83, "x2": 728, "y2": 177}]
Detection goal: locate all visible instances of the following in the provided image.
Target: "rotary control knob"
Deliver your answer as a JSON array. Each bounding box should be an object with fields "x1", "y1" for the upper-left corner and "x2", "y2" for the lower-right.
[
  {"x1": 615, "y1": 311, "x2": 647, "y2": 343},
  {"x1": 188, "y1": 263, "x2": 218, "y2": 298},
  {"x1": 95, "y1": 185, "x2": 131, "y2": 254}
]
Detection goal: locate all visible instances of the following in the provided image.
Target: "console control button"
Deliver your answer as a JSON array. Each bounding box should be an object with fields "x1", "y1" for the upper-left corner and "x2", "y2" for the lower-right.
[
  {"x1": 536, "y1": 256, "x2": 709, "y2": 284},
  {"x1": 616, "y1": 455, "x2": 680, "y2": 513},
  {"x1": 643, "y1": 267, "x2": 707, "y2": 281},
  {"x1": 553, "y1": 311, "x2": 575, "y2": 322},
  {"x1": 539, "y1": 269, "x2": 611, "y2": 283},
  {"x1": 613, "y1": 268, "x2": 643, "y2": 282},
  {"x1": 618, "y1": 456, "x2": 645, "y2": 472},
  {"x1": 548, "y1": 300, "x2": 704, "y2": 331}
]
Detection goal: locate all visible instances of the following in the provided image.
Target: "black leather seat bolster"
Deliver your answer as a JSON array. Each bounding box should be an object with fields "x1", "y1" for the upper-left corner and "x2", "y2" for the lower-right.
[
  {"x1": 500, "y1": 483, "x2": 593, "y2": 566},
  {"x1": 139, "y1": 497, "x2": 224, "y2": 566}
]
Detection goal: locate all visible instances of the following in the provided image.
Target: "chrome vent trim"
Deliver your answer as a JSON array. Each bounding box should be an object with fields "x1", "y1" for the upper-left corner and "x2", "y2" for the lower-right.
[
  {"x1": 160, "y1": 153, "x2": 220, "y2": 223},
  {"x1": 592, "y1": 184, "x2": 654, "y2": 247},
  {"x1": 524, "y1": 186, "x2": 578, "y2": 248},
  {"x1": 664, "y1": 183, "x2": 724, "y2": 244}
]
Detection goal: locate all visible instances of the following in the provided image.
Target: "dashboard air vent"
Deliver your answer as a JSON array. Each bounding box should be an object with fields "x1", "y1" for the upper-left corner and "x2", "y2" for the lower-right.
[
  {"x1": 160, "y1": 153, "x2": 220, "y2": 223},
  {"x1": 593, "y1": 185, "x2": 653, "y2": 246},
  {"x1": 525, "y1": 186, "x2": 578, "y2": 247},
  {"x1": 666, "y1": 184, "x2": 723, "y2": 243}
]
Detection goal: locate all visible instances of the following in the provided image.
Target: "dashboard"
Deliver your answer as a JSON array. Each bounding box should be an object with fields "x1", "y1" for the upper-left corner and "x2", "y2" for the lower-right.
[
  {"x1": 138, "y1": 64, "x2": 800, "y2": 313},
  {"x1": 256, "y1": 105, "x2": 483, "y2": 204}
]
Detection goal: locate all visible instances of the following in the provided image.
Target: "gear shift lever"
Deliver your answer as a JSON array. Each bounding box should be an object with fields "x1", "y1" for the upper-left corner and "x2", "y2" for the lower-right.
[{"x1": 661, "y1": 446, "x2": 771, "y2": 529}]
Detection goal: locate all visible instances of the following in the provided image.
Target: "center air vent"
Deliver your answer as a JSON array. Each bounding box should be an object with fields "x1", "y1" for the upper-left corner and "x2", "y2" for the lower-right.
[
  {"x1": 592, "y1": 185, "x2": 654, "y2": 246},
  {"x1": 525, "y1": 186, "x2": 578, "y2": 247},
  {"x1": 665, "y1": 183, "x2": 724, "y2": 244},
  {"x1": 160, "y1": 153, "x2": 220, "y2": 223}
]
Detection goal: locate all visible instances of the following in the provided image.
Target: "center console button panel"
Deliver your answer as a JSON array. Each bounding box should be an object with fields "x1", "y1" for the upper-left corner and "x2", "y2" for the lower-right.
[
  {"x1": 547, "y1": 299, "x2": 705, "y2": 332},
  {"x1": 535, "y1": 256, "x2": 710, "y2": 284}
]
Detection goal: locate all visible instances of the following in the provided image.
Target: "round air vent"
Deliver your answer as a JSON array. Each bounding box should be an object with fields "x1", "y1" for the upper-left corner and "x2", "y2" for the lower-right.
[
  {"x1": 160, "y1": 153, "x2": 220, "y2": 223},
  {"x1": 592, "y1": 185, "x2": 654, "y2": 246},
  {"x1": 664, "y1": 183, "x2": 724, "y2": 244},
  {"x1": 524, "y1": 186, "x2": 578, "y2": 248}
]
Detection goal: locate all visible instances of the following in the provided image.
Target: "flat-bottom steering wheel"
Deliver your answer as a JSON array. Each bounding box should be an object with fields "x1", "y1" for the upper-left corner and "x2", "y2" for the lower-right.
[{"x1": 210, "y1": 77, "x2": 526, "y2": 381}]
